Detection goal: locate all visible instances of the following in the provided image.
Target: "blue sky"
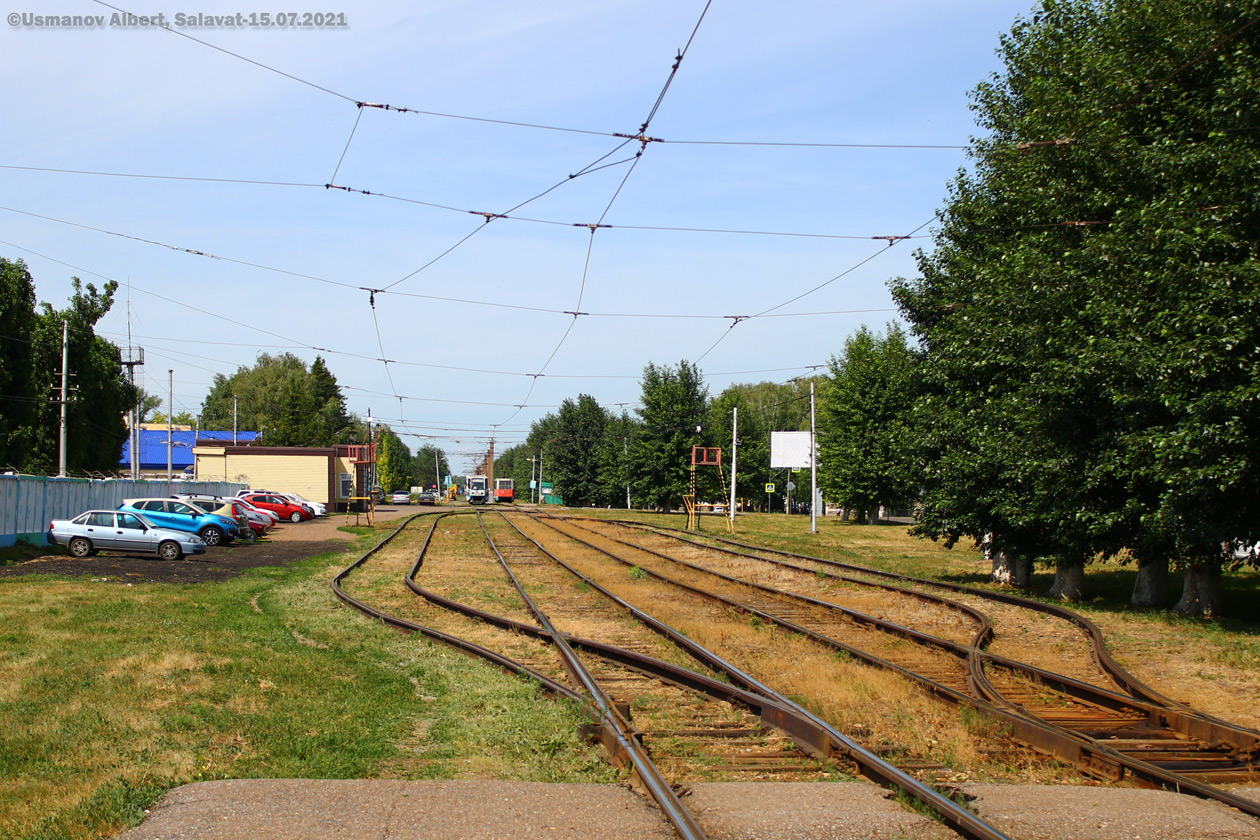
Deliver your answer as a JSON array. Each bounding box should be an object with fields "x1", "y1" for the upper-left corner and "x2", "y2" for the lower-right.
[{"x1": 2, "y1": 0, "x2": 1035, "y2": 471}]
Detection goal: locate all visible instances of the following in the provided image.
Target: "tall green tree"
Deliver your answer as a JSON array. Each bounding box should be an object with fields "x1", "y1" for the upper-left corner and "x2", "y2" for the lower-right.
[
  {"x1": 0, "y1": 259, "x2": 38, "y2": 470},
  {"x1": 307, "y1": 356, "x2": 357, "y2": 445},
  {"x1": 818, "y1": 325, "x2": 920, "y2": 523},
  {"x1": 375, "y1": 425, "x2": 412, "y2": 494},
  {"x1": 548, "y1": 394, "x2": 610, "y2": 507},
  {"x1": 631, "y1": 361, "x2": 710, "y2": 510},
  {"x1": 27, "y1": 278, "x2": 135, "y2": 475},
  {"x1": 893, "y1": 0, "x2": 1260, "y2": 614},
  {"x1": 201, "y1": 353, "x2": 359, "y2": 446},
  {"x1": 412, "y1": 444, "x2": 450, "y2": 491},
  {"x1": 594, "y1": 410, "x2": 640, "y2": 508}
]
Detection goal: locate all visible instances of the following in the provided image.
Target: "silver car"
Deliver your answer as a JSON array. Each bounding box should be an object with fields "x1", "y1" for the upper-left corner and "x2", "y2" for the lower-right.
[{"x1": 47, "y1": 510, "x2": 207, "y2": 561}]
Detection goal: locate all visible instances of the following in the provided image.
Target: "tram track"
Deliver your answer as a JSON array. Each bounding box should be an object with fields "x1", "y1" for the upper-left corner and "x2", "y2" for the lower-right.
[
  {"x1": 332, "y1": 509, "x2": 1016, "y2": 840},
  {"x1": 546, "y1": 515, "x2": 1260, "y2": 804}
]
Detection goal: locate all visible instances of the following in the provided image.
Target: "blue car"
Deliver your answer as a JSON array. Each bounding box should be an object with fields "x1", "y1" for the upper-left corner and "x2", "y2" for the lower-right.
[{"x1": 119, "y1": 498, "x2": 239, "y2": 546}]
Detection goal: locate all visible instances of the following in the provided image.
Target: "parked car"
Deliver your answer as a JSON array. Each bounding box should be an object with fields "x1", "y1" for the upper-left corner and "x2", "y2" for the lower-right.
[
  {"x1": 119, "y1": 498, "x2": 240, "y2": 546},
  {"x1": 237, "y1": 489, "x2": 325, "y2": 517},
  {"x1": 179, "y1": 496, "x2": 268, "y2": 540},
  {"x1": 177, "y1": 496, "x2": 257, "y2": 541},
  {"x1": 233, "y1": 496, "x2": 281, "y2": 526},
  {"x1": 239, "y1": 493, "x2": 313, "y2": 523},
  {"x1": 284, "y1": 493, "x2": 326, "y2": 516},
  {"x1": 416, "y1": 491, "x2": 437, "y2": 506},
  {"x1": 391, "y1": 490, "x2": 411, "y2": 505},
  {"x1": 48, "y1": 510, "x2": 207, "y2": 560}
]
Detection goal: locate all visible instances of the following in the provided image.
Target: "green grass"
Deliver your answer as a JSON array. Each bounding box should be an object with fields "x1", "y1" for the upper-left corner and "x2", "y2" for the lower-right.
[{"x1": 0, "y1": 524, "x2": 614, "y2": 840}]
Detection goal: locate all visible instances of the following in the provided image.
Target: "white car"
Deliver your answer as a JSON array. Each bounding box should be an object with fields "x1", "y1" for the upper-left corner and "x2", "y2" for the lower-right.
[
  {"x1": 282, "y1": 493, "x2": 326, "y2": 516},
  {"x1": 48, "y1": 510, "x2": 206, "y2": 561}
]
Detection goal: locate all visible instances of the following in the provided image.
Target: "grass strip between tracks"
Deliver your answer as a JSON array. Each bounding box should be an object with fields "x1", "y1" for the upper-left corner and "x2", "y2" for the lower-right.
[{"x1": 0, "y1": 520, "x2": 614, "y2": 840}]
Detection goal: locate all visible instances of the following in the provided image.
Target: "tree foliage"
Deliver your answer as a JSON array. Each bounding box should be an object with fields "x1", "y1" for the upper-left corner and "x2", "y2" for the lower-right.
[
  {"x1": 412, "y1": 444, "x2": 450, "y2": 491},
  {"x1": 375, "y1": 425, "x2": 412, "y2": 494},
  {"x1": 817, "y1": 325, "x2": 920, "y2": 520},
  {"x1": 548, "y1": 394, "x2": 612, "y2": 507},
  {"x1": 0, "y1": 262, "x2": 135, "y2": 475},
  {"x1": 200, "y1": 353, "x2": 359, "y2": 446},
  {"x1": 631, "y1": 361, "x2": 710, "y2": 510},
  {"x1": 0, "y1": 259, "x2": 38, "y2": 470},
  {"x1": 892, "y1": 0, "x2": 1260, "y2": 613}
]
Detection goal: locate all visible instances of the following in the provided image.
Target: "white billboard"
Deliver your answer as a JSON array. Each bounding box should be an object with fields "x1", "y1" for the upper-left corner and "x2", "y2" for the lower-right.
[{"x1": 770, "y1": 431, "x2": 814, "y2": 469}]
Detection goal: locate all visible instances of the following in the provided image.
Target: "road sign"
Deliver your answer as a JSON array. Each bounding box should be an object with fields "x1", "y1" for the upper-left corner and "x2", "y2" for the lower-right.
[
  {"x1": 764, "y1": 483, "x2": 775, "y2": 493},
  {"x1": 786, "y1": 481, "x2": 796, "y2": 491}
]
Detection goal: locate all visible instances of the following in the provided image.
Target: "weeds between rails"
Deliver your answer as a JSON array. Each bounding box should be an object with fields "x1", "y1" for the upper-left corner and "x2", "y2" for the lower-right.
[
  {"x1": 334, "y1": 510, "x2": 1016, "y2": 840},
  {"x1": 552, "y1": 516, "x2": 1260, "y2": 818}
]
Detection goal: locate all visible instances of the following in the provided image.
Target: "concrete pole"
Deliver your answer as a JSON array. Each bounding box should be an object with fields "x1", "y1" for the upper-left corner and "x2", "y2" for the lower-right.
[
  {"x1": 728, "y1": 407, "x2": 738, "y2": 522},
  {"x1": 233, "y1": 394, "x2": 238, "y2": 445},
  {"x1": 58, "y1": 320, "x2": 68, "y2": 477},
  {"x1": 167, "y1": 369, "x2": 173, "y2": 482},
  {"x1": 810, "y1": 380, "x2": 817, "y2": 534}
]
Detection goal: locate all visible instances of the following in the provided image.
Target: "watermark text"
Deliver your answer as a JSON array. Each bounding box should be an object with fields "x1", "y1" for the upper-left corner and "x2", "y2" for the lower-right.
[{"x1": 8, "y1": 11, "x2": 348, "y2": 28}]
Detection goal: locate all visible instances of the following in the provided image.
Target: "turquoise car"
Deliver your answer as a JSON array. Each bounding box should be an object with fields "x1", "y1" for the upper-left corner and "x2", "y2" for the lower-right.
[{"x1": 119, "y1": 498, "x2": 239, "y2": 546}]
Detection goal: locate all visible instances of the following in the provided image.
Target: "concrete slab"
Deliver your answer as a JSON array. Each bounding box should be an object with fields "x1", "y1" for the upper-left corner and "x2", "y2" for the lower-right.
[{"x1": 117, "y1": 780, "x2": 1260, "y2": 840}]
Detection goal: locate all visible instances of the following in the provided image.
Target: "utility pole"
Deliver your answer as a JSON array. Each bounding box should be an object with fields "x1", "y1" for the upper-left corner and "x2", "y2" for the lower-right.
[
  {"x1": 121, "y1": 345, "x2": 143, "y2": 481},
  {"x1": 728, "y1": 407, "x2": 738, "y2": 523},
  {"x1": 233, "y1": 394, "x2": 238, "y2": 445},
  {"x1": 57, "y1": 320, "x2": 68, "y2": 477},
  {"x1": 528, "y1": 456, "x2": 537, "y2": 504},
  {"x1": 624, "y1": 437, "x2": 631, "y2": 509},
  {"x1": 434, "y1": 449, "x2": 440, "y2": 495},
  {"x1": 810, "y1": 380, "x2": 817, "y2": 535},
  {"x1": 166, "y1": 369, "x2": 173, "y2": 482}
]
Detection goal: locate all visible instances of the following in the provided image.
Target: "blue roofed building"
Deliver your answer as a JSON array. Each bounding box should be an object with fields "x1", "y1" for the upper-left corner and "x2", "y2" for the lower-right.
[{"x1": 121, "y1": 427, "x2": 261, "y2": 476}]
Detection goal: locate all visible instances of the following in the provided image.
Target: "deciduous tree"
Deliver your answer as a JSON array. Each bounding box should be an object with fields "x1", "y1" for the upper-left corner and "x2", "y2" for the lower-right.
[{"x1": 893, "y1": 0, "x2": 1260, "y2": 613}]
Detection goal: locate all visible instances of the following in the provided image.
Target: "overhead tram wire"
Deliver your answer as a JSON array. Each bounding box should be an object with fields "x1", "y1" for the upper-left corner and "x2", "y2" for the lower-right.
[
  {"x1": 692, "y1": 218, "x2": 932, "y2": 364},
  {"x1": 496, "y1": 0, "x2": 715, "y2": 431},
  {"x1": 378, "y1": 137, "x2": 638, "y2": 292},
  {"x1": 77, "y1": 1, "x2": 1260, "y2": 161},
  {"x1": 5, "y1": 201, "x2": 911, "y2": 322},
  {"x1": 0, "y1": 170, "x2": 941, "y2": 243},
  {"x1": 329, "y1": 106, "x2": 365, "y2": 184},
  {"x1": 0, "y1": 236, "x2": 875, "y2": 394},
  {"x1": 0, "y1": 238, "x2": 572, "y2": 390}
]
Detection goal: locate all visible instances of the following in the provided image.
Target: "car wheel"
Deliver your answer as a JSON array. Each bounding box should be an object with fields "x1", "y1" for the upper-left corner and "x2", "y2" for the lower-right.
[
  {"x1": 200, "y1": 525, "x2": 225, "y2": 546},
  {"x1": 158, "y1": 540, "x2": 183, "y2": 561},
  {"x1": 289, "y1": 510, "x2": 303, "y2": 523},
  {"x1": 242, "y1": 529, "x2": 258, "y2": 543},
  {"x1": 68, "y1": 537, "x2": 93, "y2": 558}
]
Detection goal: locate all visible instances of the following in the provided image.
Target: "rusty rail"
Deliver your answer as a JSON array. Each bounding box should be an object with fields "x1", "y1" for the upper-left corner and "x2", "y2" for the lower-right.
[{"x1": 533, "y1": 514, "x2": 1260, "y2": 820}]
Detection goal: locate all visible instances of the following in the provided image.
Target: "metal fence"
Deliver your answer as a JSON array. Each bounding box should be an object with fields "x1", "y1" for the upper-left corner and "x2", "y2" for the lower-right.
[{"x1": 0, "y1": 474, "x2": 245, "y2": 547}]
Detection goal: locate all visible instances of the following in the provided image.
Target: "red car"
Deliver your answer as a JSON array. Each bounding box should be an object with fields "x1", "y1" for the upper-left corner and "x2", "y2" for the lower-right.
[{"x1": 240, "y1": 493, "x2": 313, "y2": 523}]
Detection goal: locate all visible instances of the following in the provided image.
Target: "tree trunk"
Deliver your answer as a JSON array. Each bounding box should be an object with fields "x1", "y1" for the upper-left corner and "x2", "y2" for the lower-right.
[
  {"x1": 989, "y1": 547, "x2": 1032, "y2": 588},
  {"x1": 1130, "y1": 556, "x2": 1169, "y2": 608},
  {"x1": 1046, "y1": 560, "x2": 1085, "y2": 601},
  {"x1": 1172, "y1": 563, "x2": 1223, "y2": 617},
  {"x1": 867, "y1": 508, "x2": 880, "y2": 525}
]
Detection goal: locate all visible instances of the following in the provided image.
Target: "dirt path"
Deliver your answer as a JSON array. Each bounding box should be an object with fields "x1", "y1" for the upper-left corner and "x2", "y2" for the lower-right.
[{"x1": 0, "y1": 504, "x2": 419, "y2": 584}]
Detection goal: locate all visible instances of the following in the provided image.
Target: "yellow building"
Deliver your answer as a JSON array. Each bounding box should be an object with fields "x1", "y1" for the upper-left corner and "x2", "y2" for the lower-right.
[{"x1": 192, "y1": 444, "x2": 376, "y2": 509}]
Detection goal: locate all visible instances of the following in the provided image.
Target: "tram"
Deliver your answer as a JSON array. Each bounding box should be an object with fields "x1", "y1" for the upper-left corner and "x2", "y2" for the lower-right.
[
  {"x1": 494, "y1": 477, "x2": 515, "y2": 504},
  {"x1": 465, "y1": 475, "x2": 488, "y2": 504}
]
